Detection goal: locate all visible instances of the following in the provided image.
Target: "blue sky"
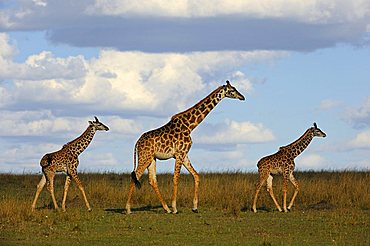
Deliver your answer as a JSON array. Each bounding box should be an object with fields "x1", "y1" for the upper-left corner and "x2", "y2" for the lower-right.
[{"x1": 1, "y1": 0, "x2": 370, "y2": 173}]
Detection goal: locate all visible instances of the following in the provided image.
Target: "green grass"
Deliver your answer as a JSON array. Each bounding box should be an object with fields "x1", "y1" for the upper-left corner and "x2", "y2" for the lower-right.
[{"x1": 0, "y1": 171, "x2": 369, "y2": 245}]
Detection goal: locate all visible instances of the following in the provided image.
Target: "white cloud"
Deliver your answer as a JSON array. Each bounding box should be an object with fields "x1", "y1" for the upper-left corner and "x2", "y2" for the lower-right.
[
  {"x1": 1, "y1": 2, "x2": 369, "y2": 52},
  {"x1": 0, "y1": 110, "x2": 87, "y2": 137},
  {"x1": 1, "y1": 33, "x2": 285, "y2": 115},
  {"x1": 345, "y1": 96, "x2": 370, "y2": 128},
  {"x1": 195, "y1": 120, "x2": 275, "y2": 146},
  {"x1": 297, "y1": 153, "x2": 329, "y2": 170},
  {"x1": 319, "y1": 99, "x2": 340, "y2": 110},
  {"x1": 86, "y1": 0, "x2": 370, "y2": 23},
  {"x1": 106, "y1": 116, "x2": 141, "y2": 135},
  {"x1": 348, "y1": 130, "x2": 370, "y2": 149}
]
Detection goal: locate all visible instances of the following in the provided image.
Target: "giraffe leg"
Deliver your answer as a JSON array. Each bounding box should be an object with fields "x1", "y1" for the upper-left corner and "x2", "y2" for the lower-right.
[
  {"x1": 46, "y1": 173, "x2": 59, "y2": 210},
  {"x1": 125, "y1": 181, "x2": 136, "y2": 215},
  {"x1": 287, "y1": 173, "x2": 299, "y2": 211},
  {"x1": 147, "y1": 160, "x2": 171, "y2": 213},
  {"x1": 70, "y1": 171, "x2": 91, "y2": 211},
  {"x1": 61, "y1": 175, "x2": 72, "y2": 212},
  {"x1": 183, "y1": 156, "x2": 200, "y2": 213},
  {"x1": 31, "y1": 174, "x2": 46, "y2": 211},
  {"x1": 171, "y1": 158, "x2": 183, "y2": 214},
  {"x1": 282, "y1": 173, "x2": 289, "y2": 212},
  {"x1": 266, "y1": 175, "x2": 283, "y2": 212},
  {"x1": 125, "y1": 157, "x2": 150, "y2": 214},
  {"x1": 252, "y1": 172, "x2": 268, "y2": 213}
]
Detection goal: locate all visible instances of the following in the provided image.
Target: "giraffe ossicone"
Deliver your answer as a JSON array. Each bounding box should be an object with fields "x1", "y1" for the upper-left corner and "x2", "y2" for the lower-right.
[
  {"x1": 252, "y1": 122, "x2": 326, "y2": 213},
  {"x1": 31, "y1": 116, "x2": 109, "y2": 212},
  {"x1": 126, "y1": 80, "x2": 245, "y2": 214}
]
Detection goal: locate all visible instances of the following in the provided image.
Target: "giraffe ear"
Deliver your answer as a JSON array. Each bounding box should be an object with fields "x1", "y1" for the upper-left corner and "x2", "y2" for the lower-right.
[
  {"x1": 313, "y1": 122, "x2": 317, "y2": 128},
  {"x1": 88, "y1": 121, "x2": 93, "y2": 125}
]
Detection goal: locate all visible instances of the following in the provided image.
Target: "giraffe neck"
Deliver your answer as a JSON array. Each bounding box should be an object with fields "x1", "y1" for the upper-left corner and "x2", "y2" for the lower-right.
[
  {"x1": 171, "y1": 86, "x2": 225, "y2": 131},
  {"x1": 64, "y1": 125, "x2": 96, "y2": 156},
  {"x1": 281, "y1": 128, "x2": 314, "y2": 158}
]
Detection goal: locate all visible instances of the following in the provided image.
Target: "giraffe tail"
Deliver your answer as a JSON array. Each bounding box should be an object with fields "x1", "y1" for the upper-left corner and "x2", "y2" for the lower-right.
[
  {"x1": 131, "y1": 171, "x2": 141, "y2": 189},
  {"x1": 131, "y1": 142, "x2": 141, "y2": 189}
]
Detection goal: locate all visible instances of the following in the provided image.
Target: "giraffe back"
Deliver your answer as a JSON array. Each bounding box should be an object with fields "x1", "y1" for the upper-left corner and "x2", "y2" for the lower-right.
[
  {"x1": 40, "y1": 147, "x2": 77, "y2": 173},
  {"x1": 257, "y1": 149, "x2": 295, "y2": 174}
]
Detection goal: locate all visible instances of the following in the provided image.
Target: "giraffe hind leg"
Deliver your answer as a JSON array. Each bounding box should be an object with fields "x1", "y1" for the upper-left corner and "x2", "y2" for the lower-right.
[
  {"x1": 252, "y1": 170, "x2": 269, "y2": 213},
  {"x1": 125, "y1": 156, "x2": 151, "y2": 214},
  {"x1": 147, "y1": 161, "x2": 171, "y2": 213},
  {"x1": 31, "y1": 174, "x2": 46, "y2": 211},
  {"x1": 45, "y1": 174, "x2": 59, "y2": 210}
]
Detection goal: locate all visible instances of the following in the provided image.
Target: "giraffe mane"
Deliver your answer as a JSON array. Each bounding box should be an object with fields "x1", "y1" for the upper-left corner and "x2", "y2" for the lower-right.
[
  {"x1": 279, "y1": 128, "x2": 313, "y2": 150},
  {"x1": 171, "y1": 85, "x2": 223, "y2": 120}
]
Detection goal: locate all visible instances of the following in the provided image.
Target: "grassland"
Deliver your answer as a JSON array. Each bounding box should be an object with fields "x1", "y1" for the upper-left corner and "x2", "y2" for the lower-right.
[{"x1": 0, "y1": 171, "x2": 369, "y2": 245}]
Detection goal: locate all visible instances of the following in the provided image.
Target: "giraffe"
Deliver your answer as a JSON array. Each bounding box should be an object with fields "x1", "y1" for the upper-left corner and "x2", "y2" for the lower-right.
[
  {"x1": 252, "y1": 123, "x2": 326, "y2": 213},
  {"x1": 125, "y1": 80, "x2": 245, "y2": 214},
  {"x1": 31, "y1": 116, "x2": 109, "y2": 212}
]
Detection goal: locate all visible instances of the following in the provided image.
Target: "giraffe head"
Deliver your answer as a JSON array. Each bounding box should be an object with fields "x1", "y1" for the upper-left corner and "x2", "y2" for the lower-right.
[
  {"x1": 312, "y1": 122, "x2": 326, "y2": 138},
  {"x1": 222, "y1": 80, "x2": 245, "y2": 100},
  {"x1": 89, "y1": 116, "x2": 110, "y2": 131}
]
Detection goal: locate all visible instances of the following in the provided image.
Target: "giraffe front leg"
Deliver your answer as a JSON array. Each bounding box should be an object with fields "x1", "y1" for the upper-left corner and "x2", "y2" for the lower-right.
[
  {"x1": 287, "y1": 173, "x2": 299, "y2": 211},
  {"x1": 282, "y1": 174, "x2": 289, "y2": 212},
  {"x1": 171, "y1": 160, "x2": 183, "y2": 214},
  {"x1": 183, "y1": 156, "x2": 200, "y2": 213},
  {"x1": 266, "y1": 175, "x2": 283, "y2": 212},
  {"x1": 61, "y1": 175, "x2": 71, "y2": 212},
  {"x1": 70, "y1": 171, "x2": 91, "y2": 211},
  {"x1": 31, "y1": 174, "x2": 46, "y2": 211}
]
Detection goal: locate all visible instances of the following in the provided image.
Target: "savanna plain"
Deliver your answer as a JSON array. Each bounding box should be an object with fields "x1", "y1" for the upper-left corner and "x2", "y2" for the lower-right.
[{"x1": 0, "y1": 171, "x2": 369, "y2": 245}]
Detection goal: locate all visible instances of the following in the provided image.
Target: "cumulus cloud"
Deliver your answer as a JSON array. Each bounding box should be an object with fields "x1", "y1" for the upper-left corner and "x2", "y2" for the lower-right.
[
  {"x1": 1, "y1": 33, "x2": 284, "y2": 115},
  {"x1": 1, "y1": 1, "x2": 369, "y2": 52},
  {"x1": 194, "y1": 119, "x2": 275, "y2": 147},
  {"x1": 85, "y1": 0, "x2": 370, "y2": 23},
  {"x1": 297, "y1": 153, "x2": 329, "y2": 170},
  {"x1": 348, "y1": 130, "x2": 370, "y2": 149},
  {"x1": 0, "y1": 110, "x2": 91, "y2": 137},
  {"x1": 345, "y1": 96, "x2": 370, "y2": 128},
  {"x1": 319, "y1": 99, "x2": 341, "y2": 110}
]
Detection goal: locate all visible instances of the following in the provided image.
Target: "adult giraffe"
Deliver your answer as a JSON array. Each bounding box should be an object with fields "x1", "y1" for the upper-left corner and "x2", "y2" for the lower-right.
[{"x1": 126, "y1": 81, "x2": 245, "y2": 214}]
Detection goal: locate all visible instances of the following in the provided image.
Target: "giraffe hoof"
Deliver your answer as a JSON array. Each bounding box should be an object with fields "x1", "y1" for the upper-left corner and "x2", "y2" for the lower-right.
[
  {"x1": 88, "y1": 208, "x2": 92, "y2": 212},
  {"x1": 192, "y1": 208, "x2": 198, "y2": 213},
  {"x1": 287, "y1": 208, "x2": 291, "y2": 212},
  {"x1": 172, "y1": 210, "x2": 178, "y2": 214}
]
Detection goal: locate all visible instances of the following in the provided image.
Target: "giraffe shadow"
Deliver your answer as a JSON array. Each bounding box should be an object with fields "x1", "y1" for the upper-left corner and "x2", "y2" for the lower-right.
[
  {"x1": 104, "y1": 205, "x2": 164, "y2": 214},
  {"x1": 242, "y1": 205, "x2": 273, "y2": 213}
]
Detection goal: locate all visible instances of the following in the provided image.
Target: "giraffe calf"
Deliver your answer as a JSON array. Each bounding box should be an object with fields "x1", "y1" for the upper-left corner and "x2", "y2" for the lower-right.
[
  {"x1": 31, "y1": 117, "x2": 109, "y2": 212},
  {"x1": 252, "y1": 123, "x2": 326, "y2": 213}
]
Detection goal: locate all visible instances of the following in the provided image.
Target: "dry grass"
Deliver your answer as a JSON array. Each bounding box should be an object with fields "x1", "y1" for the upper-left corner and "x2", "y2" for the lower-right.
[
  {"x1": 0, "y1": 171, "x2": 369, "y2": 245},
  {"x1": 1, "y1": 170, "x2": 369, "y2": 221}
]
